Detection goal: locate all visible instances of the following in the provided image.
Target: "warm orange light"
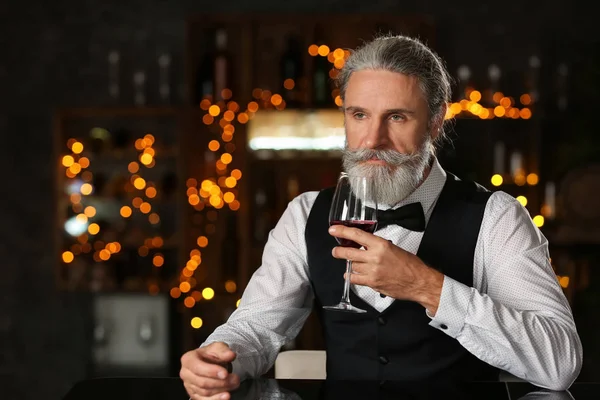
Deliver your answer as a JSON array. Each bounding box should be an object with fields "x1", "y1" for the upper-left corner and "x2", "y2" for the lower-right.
[
  {"x1": 271, "y1": 94, "x2": 283, "y2": 106},
  {"x1": 99, "y1": 249, "x2": 111, "y2": 261},
  {"x1": 237, "y1": 113, "x2": 249, "y2": 124},
  {"x1": 71, "y1": 141, "x2": 84, "y2": 154},
  {"x1": 247, "y1": 101, "x2": 259, "y2": 113},
  {"x1": 62, "y1": 155, "x2": 75, "y2": 167},
  {"x1": 283, "y1": 79, "x2": 295, "y2": 90},
  {"x1": 520, "y1": 94, "x2": 532, "y2": 105},
  {"x1": 220, "y1": 153, "x2": 233, "y2": 165},
  {"x1": 469, "y1": 90, "x2": 482, "y2": 102},
  {"x1": 227, "y1": 101, "x2": 239, "y2": 112},
  {"x1": 184, "y1": 297, "x2": 196, "y2": 308},
  {"x1": 135, "y1": 139, "x2": 145, "y2": 150},
  {"x1": 318, "y1": 45, "x2": 330, "y2": 57},
  {"x1": 208, "y1": 140, "x2": 220, "y2": 151},
  {"x1": 88, "y1": 223, "x2": 100, "y2": 235},
  {"x1": 252, "y1": 88, "x2": 263, "y2": 99},
  {"x1": 197, "y1": 236, "x2": 208, "y2": 248},
  {"x1": 170, "y1": 287, "x2": 181, "y2": 298},
  {"x1": 231, "y1": 169, "x2": 242, "y2": 180},
  {"x1": 209, "y1": 185, "x2": 221, "y2": 196},
  {"x1": 526, "y1": 173, "x2": 539, "y2": 185},
  {"x1": 208, "y1": 105, "x2": 221, "y2": 117},
  {"x1": 69, "y1": 163, "x2": 82, "y2": 174},
  {"x1": 140, "y1": 153, "x2": 153, "y2": 165},
  {"x1": 191, "y1": 291, "x2": 202, "y2": 301},
  {"x1": 533, "y1": 215, "x2": 545, "y2": 227},
  {"x1": 145, "y1": 187, "x2": 157, "y2": 198},
  {"x1": 225, "y1": 177, "x2": 237, "y2": 188},
  {"x1": 225, "y1": 280, "x2": 237, "y2": 293},
  {"x1": 180, "y1": 282, "x2": 191, "y2": 293},
  {"x1": 493, "y1": 92, "x2": 504, "y2": 103},
  {"x1": 491, "y1": 174, "x2": 503, "y2": 187},
  {"x1": 132, "y1": 197, "x2": 143, "y2": 208},
  {"x1": 221, "y1": 88, "x2": 232, "y2": 100},
  {"x1": 133, "y1": 177, "x2": 146, "y2": 190},
  {"x1": 144, "y1": 134, "x2": 155, "y2": 145},
  {"x1": 83, "y1": 206, "x2": 96, "y2": 218},
  {"x1": 191, "y1": 317, "x2": 203, "y2": 328},
  {"x1": 200, "y1": 99, "x2": 211, "y2": 110},
  {"x1": 140, "y1": 202, "x2": 151, "y2": 214},
  {"x1": 62, "y1": 251, "x2": 74, "y2": 263},
  {"x1": 308, "y1": 44, "x2": 319, "y2": 56},
  {"x1": 120, "y1": 206, "x2": 132, "y2": 218},
  {"x1": 333, "y1": 59, "x2": 344, "y2": 69},
  {"x1": 229, "y1": 200, "x2": 240, "y2": 211},
  {"x1": 128, "y1": 162, "x2": 140, "y2": 173},
  {"x1": 520, "y1": 108, "x2": 532, "y2": 119},
  {"x1": 153, "y1": 254, "x2": 164, "y2": 267},
  {"x1": 189, "y1": 194, "x2": 200, "y2": 206},
  {"x1": 541, "y1": 204, "x2": 552, "y2": 217},
  {"x1": 335, "y1": 95, "x2": 343, "y2": 107},
  {"x1": 202, "y1": 114, "x2": 214, "y2": 125},
  {"x1": 493, "y1": 106, "x2": 506, "y2": 117},
  {"x1": 223, "y1": 192, "x2": 235, "y2": 203},
  {"x1": 223, "y1": 110, "x2": 235, "y2": 122},
  {"x1": 202, "y1": 287, "x2": 215, "y2": 300},
  {"x1": 500, "y1": 97, "x2": 512, "y2": 108},
  {"x1": 514, "y1": 174, "x2": 526, "y2": 186}
]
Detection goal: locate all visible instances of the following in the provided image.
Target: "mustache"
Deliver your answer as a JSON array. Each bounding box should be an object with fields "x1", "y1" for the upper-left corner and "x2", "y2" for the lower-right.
[{"x1": 342, "y1": 148, "x2": 420, "y2": 166}]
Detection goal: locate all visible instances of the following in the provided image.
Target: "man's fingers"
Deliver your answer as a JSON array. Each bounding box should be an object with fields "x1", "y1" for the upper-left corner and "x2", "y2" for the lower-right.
[
  {"x1": 346, "y1": 272, "x2": 370, "y2": 287},
  {"x1": 189, "y1": 375, "x2": 240, "y2": 398},
  {"x1": 191, "y1": 392, "x2": 231, "y2": 400},
  {"x1": 202, "y1": 343, "x2": 237, "y2": 363},
  {"x1": 181, "y1": 367, "x2": 238, "y2": 390}
]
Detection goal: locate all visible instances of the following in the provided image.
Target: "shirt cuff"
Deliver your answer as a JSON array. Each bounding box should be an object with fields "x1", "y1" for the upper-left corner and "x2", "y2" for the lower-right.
[{"x1": 427, "y1": 275, "x2": 472, "y2": 338}]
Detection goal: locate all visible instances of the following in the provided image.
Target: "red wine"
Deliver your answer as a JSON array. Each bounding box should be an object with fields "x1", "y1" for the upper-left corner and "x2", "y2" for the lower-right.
[{"x1": 329, "y1": 220, "x2": 377, "y2": 248}]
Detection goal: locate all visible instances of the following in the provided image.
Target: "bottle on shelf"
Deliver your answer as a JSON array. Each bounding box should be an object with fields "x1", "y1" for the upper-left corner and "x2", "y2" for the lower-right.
[
  {"x1": 194, "y1": 27, "x2": 232, "y2": 105},
  {"x1": 280, "y1": 34, "x2": 305, "y2": 108},
  {"x1": 312, "y1": 25, "x2": 332, "y2": 108}
]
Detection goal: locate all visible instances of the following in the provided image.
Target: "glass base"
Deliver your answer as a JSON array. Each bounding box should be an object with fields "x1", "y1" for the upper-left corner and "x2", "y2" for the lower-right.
[{"x1": 323, "y1": 302, "x2": 367, "y2": 313}]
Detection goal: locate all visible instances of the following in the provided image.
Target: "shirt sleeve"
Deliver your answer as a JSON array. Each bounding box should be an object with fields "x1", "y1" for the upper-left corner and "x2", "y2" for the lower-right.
[
  {"x1": 428, "y1": 191, "x2": 583, "y2": 391},
  {"x1": 201, "y1": 192, "x2": 318, "y2": 380}
]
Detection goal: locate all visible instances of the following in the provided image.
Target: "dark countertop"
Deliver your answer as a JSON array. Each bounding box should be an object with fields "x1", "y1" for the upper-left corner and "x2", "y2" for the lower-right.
[{"x1": 62, "y1": 377, "x2": 599, "y2": 400}]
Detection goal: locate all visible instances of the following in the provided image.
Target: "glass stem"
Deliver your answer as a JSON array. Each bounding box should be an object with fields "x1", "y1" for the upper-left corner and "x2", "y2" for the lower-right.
[{"x1": 341, "y1": 259, "x2": 352, "y2": 304}]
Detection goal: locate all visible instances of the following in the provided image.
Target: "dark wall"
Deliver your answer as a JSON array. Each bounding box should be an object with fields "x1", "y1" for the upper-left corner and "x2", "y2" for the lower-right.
[{"x1": 0, "y1": 1, "x2": 591, "y2": 399}]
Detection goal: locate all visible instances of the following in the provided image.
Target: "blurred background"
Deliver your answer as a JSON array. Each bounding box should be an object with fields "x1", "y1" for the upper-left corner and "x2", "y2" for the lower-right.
[{"x1": 1, "y1": 1, "x2": 599, "y2": 399}]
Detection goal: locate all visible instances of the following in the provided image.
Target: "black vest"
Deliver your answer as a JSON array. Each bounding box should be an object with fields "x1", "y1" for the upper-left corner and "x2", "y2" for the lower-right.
[{"x1": 305, "y1": 172, "x2": 499, "y2": 381}]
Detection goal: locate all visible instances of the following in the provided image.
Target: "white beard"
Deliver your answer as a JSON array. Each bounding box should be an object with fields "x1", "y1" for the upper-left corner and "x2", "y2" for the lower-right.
[{"x1": 342, "y1": 136, "x2": 433, "y2": 207}]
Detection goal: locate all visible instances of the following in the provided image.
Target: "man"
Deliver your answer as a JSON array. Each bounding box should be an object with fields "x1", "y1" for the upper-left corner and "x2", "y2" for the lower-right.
[{"x1": 180, "y1": 34, "x2": 583, "y2": 400}]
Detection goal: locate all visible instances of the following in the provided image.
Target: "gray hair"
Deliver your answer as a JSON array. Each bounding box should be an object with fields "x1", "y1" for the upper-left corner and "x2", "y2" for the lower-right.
[{"x1": 337, "y1": 34, "x2": 453, "y2": 145}]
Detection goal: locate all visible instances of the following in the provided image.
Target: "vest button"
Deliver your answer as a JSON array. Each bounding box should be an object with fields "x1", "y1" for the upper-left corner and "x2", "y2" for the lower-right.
[
  {"x1": 377, "y1": 316, "x2": 387, "y2": 325},
  {"x1": 379, "y1": 293, "x2": 386, "y2": 298},
  {"x1": 440, "y1": 324, "x2": 448, "y2": 330},
  {"x1": 378, "y1": 355, "x2": 389, "y2": 365}
]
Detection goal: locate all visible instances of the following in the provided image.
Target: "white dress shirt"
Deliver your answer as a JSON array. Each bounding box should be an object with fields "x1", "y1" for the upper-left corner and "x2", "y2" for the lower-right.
[{"x1": 203, "y1": 158, "x2": 583, "y2": 391}]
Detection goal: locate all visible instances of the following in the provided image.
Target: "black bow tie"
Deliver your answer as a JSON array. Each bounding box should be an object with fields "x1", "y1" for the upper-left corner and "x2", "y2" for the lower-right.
[{"x1": 373, "y1": 202, "x2": 426, "y2": 232}]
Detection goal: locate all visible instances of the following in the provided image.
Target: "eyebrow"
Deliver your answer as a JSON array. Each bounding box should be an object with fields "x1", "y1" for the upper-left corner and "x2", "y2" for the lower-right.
[{"x1": 344, "y1": 106, "x2": 416, "y2": 115}]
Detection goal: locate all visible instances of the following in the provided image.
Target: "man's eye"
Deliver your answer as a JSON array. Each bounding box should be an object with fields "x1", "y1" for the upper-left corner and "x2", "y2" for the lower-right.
[
  {"x1": 390, "y1": 114, "x2": 405, "y2": 121},
  {"x1": 354, "y1": 112, "x2": 366, "y2": 119}
]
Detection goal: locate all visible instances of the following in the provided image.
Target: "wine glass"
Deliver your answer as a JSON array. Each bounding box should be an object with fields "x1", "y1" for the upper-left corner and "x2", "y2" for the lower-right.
[{"x1": 324, "y1": 172, "x2": 377, "y2": 313}]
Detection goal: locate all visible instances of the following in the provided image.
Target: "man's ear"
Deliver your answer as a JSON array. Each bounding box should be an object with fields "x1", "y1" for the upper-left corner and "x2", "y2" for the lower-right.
[{"x1": 430, "y1": 104, "x2": 447, "y2": 142}]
